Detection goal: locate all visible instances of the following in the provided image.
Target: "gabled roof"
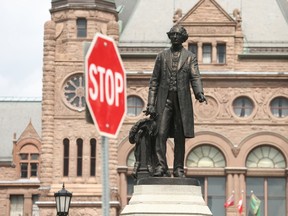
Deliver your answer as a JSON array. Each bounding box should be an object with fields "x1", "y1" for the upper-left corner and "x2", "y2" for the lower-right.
[
  {"x1": 180, "y1": 0, "x2": 235, "y2": 24},
  {"x1": 18, "y1": 121, "x2": 41, "y2": 142}
]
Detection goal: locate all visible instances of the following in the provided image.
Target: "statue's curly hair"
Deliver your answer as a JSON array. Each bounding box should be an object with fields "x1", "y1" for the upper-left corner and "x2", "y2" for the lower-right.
[{"x1": 167, "y1": 25, "x2": 188, "y2": 43}]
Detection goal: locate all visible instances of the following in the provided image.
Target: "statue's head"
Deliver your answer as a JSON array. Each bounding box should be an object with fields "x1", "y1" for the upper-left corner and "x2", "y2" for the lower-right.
[{"x1": 167, "y1": 25, "x2": 188, "y2": 43}]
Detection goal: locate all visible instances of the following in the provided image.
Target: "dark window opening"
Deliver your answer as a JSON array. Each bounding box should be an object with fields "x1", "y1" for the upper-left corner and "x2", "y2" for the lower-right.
[
  {"x1": 21, "y1": 163, "x2": 28, "y2": 178},
  {"x1": 77, "y1": 138, "x2": 83, "y2": 176},
  {"x1": 188, "y1": 43, "x2": 198, "y2": 58},
  {"x1": 203, "y1": 44, "x2": 212, "y2": 64},
  {"x1": 77, "y1": 18, "x2": 87, "y2": 38},
  {"x1": 90, "y1": 138, "x2": 96, "y2": 176},
  {"x1": 217, "y1": 44, "x2": 226, "y2": 64},
  {"x1": 30, "y1": 163, "x2": 38, "y2": 177},
  {"x1": 63, "y1": 138, "x2": 70, "y2": 176}
]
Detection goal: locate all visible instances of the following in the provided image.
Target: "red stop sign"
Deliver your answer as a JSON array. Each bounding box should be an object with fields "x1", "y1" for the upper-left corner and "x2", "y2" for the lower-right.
[{"x1": 85, "y1": 33, "x2": 126, "y2": 138}]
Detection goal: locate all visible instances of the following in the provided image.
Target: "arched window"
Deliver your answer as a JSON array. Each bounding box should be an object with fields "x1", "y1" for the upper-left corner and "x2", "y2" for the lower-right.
[
  {"x1": 77, "y1": 138, "x2": 83, "y2": 176},
  {"x1": 90, "y1": 138, "x2": 96, "y2": 176},
  {"x1": 127, "y1": 96, "x2": 144, "y2": 117},
  {"x1": 63, "y1": 138, "x2": 70, "y2": 176},
  {"x1": 232, "y1": 96, "x2": 254, "y2": 117},
  {"x1": 186, "y1": 145, "x2": 226, "y2": 168},
  {"x1": 127, "y1": 150, "x2": 135, "y2": 167},
  {"x1": 126, "y1": 150, "x2": 136, "y2": 203},
  {"x1": 246, "y1": 145, "x2": 285, "y2": 168}
]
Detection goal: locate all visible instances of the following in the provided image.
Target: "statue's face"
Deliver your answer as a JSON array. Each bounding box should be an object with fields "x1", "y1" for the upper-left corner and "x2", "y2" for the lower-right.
[{"x1": 168, "y1": 26, "x2": 183, "y2": 46}]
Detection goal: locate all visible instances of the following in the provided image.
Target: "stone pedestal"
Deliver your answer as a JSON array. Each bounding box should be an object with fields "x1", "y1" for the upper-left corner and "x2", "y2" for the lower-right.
[{"x1": 121, "y1": 177, "x2": 213, "y2": 216}]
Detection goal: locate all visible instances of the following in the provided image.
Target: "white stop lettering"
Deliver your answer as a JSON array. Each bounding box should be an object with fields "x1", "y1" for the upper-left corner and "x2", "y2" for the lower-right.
[{"x1": 88, "y1": 63, "x2": 123, "y2": 107}]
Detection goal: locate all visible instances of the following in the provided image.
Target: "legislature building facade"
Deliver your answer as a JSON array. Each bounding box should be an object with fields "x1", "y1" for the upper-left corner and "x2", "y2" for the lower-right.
[{"x1": 0, "y1": 0, "x2": 288, "y2": 215}]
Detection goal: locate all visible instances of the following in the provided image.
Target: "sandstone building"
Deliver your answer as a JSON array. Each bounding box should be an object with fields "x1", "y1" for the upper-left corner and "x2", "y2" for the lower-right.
[{"x1": 0, "y1": 0, "x2": 288, "y2": 215}]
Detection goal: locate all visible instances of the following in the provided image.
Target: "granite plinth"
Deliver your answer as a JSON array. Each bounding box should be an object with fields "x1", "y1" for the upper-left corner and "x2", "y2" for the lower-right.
[{"x1": 121, "y1": 177, "x2": 213, "y2": 216}]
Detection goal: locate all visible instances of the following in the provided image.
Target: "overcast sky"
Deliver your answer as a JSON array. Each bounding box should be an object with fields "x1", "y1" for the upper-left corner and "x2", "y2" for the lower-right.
[{"x1": 0, "y1": 1, "x2": 51, "y2": 98}]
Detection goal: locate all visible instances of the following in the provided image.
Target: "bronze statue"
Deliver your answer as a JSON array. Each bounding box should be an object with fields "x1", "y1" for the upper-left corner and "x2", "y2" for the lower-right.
[{"x1": 145, "y1": 25, "x2": 206, "y2": 177}]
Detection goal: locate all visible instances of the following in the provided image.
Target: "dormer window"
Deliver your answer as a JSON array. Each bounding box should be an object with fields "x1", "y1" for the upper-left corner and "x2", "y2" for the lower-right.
[{"x1": 19, "y1": 145, "x2": 39, "y2": 179}]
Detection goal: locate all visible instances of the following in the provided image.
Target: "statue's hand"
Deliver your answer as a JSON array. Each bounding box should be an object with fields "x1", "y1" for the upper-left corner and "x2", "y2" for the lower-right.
[
  {"x1": 196, "y1": 92, "x2": 207, "y2": 104},
  {"x1": 144, "y1": 104, "x2": 157, "y2": 117}
]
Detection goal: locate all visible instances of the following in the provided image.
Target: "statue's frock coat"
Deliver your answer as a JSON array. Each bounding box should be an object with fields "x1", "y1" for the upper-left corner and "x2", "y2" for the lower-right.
[{"x1": 148, "y1": 48, "x2": 204, "y2": 138}]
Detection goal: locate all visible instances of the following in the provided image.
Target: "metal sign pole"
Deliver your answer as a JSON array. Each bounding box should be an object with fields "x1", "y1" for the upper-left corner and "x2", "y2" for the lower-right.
[{"x1": 101, "y1": 136, "x2": 110, "y2": 216}]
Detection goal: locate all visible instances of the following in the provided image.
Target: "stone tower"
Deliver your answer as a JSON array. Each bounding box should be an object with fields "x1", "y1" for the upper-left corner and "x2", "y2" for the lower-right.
[{"x1": 39, "y1": 0, "x2": 120, "y2": 215}]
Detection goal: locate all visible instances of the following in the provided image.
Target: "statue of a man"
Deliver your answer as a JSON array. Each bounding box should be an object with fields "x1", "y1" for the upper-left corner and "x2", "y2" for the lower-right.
[{"x1": 145, "y1": 25, "x2": 206, "y2": 177}]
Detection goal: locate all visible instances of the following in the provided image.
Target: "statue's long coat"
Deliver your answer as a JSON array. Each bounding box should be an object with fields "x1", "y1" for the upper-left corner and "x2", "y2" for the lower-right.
[{"x1": 148, "y1": 48, "x2": 204, "y2": 138}]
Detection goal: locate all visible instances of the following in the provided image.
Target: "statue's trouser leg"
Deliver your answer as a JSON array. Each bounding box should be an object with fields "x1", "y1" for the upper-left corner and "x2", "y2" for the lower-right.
[
  {"x1": 156, "y1": 97, "x2": 173, "y2": 172},
  {"x1": 171, "y1": 92, "x2": 185, "y2": 171}
]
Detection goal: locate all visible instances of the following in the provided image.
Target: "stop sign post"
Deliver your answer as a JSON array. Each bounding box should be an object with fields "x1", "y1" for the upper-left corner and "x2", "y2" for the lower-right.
[
  {"x1": 85, "y1": 33, "x2": 126, "y2": 216},
  {"x1": 85, "y1": 33, "x2": 126, "y2": 139}
]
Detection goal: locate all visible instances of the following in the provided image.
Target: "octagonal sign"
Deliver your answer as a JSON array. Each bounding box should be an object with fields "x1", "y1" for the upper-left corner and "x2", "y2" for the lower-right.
[{"x1": 85, "y1": 33, "x2": 126, "y2": 138}]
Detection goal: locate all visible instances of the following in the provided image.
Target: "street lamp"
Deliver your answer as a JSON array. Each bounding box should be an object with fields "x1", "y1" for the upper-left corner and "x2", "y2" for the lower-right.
[{"x1": 54, "y1": 183, "x2": 72, "y2": 216}]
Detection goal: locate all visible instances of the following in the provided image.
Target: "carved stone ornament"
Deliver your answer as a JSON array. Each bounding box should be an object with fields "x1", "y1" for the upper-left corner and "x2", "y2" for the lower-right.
[
  {"x1": 232, "y1": 146, "x2": 240, "y2": 157},
  {"x1": 194, "y1": 95, "x2": 219, "y2": 120}
]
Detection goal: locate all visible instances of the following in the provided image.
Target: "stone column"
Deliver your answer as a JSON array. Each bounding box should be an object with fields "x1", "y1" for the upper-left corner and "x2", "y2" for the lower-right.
[
  {"x1": 212, "y1": 42, "x2": 217, "y2": 64},
  {"x1": 197, "y1": 42, "x2": 203, "y2": 63},
  {"x1": 118, "y1": 167, "x2": 128, "y2": 208},
  {"x1": 24, "y1": 194, "x2": 32, "y2": 215},
  {"x1": 225, "y1": 167, "x2": 247, "y2": 216},
  {"x1": 226, "y1": 173, "x2": 233, "y2": 195},
  {"x1": 41, "y1": 20, "x2": 56, "y2": 187}
]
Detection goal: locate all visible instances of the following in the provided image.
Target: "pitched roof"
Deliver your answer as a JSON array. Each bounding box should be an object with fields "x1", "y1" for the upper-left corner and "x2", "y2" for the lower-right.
[
  {"x1": 18, "y1": 121, "x2": 41, "y2": 142},
  {"x1": 118, "y1": 0, "x2": 175, "y2": 47},
  {"x1": 240, "y1": 0, "x2": 288, "y2": 47},
  {"x1": 117, "y1": 0, "x2": 288, "y2": 47}
]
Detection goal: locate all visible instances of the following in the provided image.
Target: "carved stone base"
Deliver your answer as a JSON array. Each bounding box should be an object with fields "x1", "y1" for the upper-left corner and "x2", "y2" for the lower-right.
[{"x1": 121, "y1": 177, "x2": 213, "y2": 216}]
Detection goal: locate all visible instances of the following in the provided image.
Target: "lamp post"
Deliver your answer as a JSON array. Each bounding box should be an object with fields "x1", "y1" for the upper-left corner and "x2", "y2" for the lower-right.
[{"x1": 54, "y1": 183, "x2": 72, "y2": 216}]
